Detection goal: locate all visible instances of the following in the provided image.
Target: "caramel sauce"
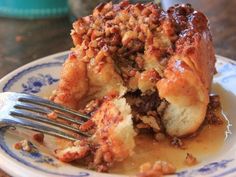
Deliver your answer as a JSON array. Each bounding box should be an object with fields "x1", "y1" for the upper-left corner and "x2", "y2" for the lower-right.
[
  {"x1": 53, "y1": 104, "x2": 229, "y2": 176},
  {"x1": 110, "y1": 112, "x2": 229, "y2": 175}
]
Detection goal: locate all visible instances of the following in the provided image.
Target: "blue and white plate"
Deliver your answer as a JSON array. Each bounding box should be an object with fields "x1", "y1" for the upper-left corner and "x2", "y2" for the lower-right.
[{"x1": 0, "y1": 51, "x2": 235, "y2": 177}]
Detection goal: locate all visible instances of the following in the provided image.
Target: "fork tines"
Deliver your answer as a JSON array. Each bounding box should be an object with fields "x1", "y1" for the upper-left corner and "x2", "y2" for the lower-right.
[
  {"x1": 9, "y1": 93, "x2": 91, "y2": 138},
  {"x1": 18, "y1": 95, "x2": 90, "y2": 120}
]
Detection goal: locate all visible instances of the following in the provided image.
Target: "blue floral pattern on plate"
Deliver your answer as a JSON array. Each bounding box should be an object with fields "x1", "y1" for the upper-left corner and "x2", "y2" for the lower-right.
[
  {"x1": 0, "y1": 126, "x2": 90, "y2": 177},
  {"x1": 22, "y1": 74, "x2": 59, "y2": 94},
  {"x1": 177, "y1": 159, "x2": 234, "y2": 177},
  {"x1": 18, "y1": 139, "x2": 57, "y2": 166},
  {"x1": 2, "y1": 62, "x2": 63, "y2": 92}
]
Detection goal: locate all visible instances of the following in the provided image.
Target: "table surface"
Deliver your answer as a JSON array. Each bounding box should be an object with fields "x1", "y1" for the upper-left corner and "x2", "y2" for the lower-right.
[{"x1": 0, "y1": 0, "x2": 236, "y2": 176}]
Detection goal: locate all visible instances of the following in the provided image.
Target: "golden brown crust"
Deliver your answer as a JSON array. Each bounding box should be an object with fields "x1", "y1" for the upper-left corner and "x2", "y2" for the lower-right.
[
  {"x1": 85, "y1": 50, "x2": 126, "y2": 99},
  {"x1": 53, "y1": 53, "x2": 88, "y2": 109},
  {"x1": 175, "y1": 32, "x2": 216, "y2": 92},
  {"x1": 157, "y1": 57, "x2": 209, "y2": 136},
  {"x1": 92, "y1": 98, "x2": 135, "y2": 162},
  {"x1": 157, "y1": 59, "x2": 208, "y2": 106},
  {"x1": 156, "y1": 5, "x2": 215, "y2": 136},
  {"x1": 168, "y1": 4, "x2": 216, "y2": 91}
]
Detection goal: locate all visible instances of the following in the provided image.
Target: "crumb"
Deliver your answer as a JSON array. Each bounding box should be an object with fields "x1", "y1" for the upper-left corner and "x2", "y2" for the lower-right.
[
  {"x1": 147, "y1": 111, "x2": 157, "y2": 117},
  {"x1": 103, "y1": 151, "x2": 113, "y2": 163},
  {"x1": 79, "y1": 120, "x2": 95, "y2": 132},
  {"x1": 140, "y1": 162, "x2": 152, "y2": 173},
  {"x1": 14, "y1": 139, "x2": 32, "y2": 152},
  {"x1": 170, "y1": 137, "x2": 185, "y2": 149},
  {"x1": 47, "y1": 111, "x2": 58, "y2": 119},
  {"x1": 73, "y1": 140, "x2": 81, "y2": 146},
  {"x1": 134, "y1": 128, "x2": 141, "y2": 134},
  {"x1": 73, "y1": 139, "x2": 88, "y2": 146},
  {"x1": 54, "y1": 143, "x2": 90, "y2": 162},
  {"x1": 33, "y1": 133, "x2": 44, "y2": 143},
  {"x1": 185, "y1": 153, "x2": 198, "y2": 166},
  {"x1": 153, "y1": 161, "x2": 176, "y2": 174},
  {"x1": 49, "y1": 90, "x2": 57, "y2": 100},
  {"x1": 138, "y1": 115, "x2": 161, "y2": 132},
  {"x1": 97, "y1": 164, "x2": 109, "y2": 172},
  {"x1": 136, "y1": 123, "x2": 150, "y2": 129},
  {"x1": 14, "y1": 142, "x2": 22, "y2": 150},
  {"x1": 138, "y1": 160, "x2": 176, "y2": 177},
  {"x1": 157, "y1": 101, "x2": 168, "y2": 115},
  {"x1": 155, "y1": 133, "x2": 166, "y2": 142},
  {"x1": 71, "y1": 123, "x2": 80, "y2": 129},
  {"x1": 81, "y1": 99, "x2": 101, "y2": 114}
]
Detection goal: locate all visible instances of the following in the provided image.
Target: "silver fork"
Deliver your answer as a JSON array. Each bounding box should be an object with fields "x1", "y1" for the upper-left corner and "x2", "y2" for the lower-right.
[{"x1": 0, "y1": 92, "x2": 91, "y2": 141}]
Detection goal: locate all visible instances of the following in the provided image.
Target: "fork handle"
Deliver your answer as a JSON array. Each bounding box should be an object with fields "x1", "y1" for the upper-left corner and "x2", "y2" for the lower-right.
[{"x1": 1, "y1": 119, "x2": 78, "y2": 141}]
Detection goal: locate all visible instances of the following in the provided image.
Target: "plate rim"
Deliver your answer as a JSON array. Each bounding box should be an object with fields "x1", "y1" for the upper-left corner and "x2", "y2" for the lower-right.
[{"x1": 0, "y1": 50, "x2": 70, "y2": 86}]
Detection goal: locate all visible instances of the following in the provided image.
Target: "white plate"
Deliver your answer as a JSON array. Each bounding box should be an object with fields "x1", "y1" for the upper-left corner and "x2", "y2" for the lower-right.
[{"x1": 0, "y1": 51, "x2": 235, "y2": 177}]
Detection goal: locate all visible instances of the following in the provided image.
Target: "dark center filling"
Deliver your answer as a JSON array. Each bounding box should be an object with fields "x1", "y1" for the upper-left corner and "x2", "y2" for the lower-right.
[{"x1": 125, "y1": 90, "x2": 166, "y2": 133}]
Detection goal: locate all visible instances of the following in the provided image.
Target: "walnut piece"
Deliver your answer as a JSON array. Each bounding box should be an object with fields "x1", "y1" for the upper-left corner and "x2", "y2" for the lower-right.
[
  {"x1": 138, "y1": 160, "x2": 176, "y2": 177},
  {"x1": 185, "y1": 153, "x2": 198, "y2": 166},
  {"x1": 14, "y1": 139, "x2": 33, "y2": 152}
]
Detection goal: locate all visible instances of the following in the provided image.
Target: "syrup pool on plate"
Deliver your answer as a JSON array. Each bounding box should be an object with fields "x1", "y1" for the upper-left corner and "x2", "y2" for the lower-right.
[
  {"x1": 110, "y1": 111, "x2": 230, "y2": 175},
  {"x1": 49, "y1": 95, "x2": 230, "y2": 176}
]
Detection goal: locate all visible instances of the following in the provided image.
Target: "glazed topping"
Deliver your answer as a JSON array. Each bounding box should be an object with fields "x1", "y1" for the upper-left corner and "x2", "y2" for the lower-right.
[
  {"x1": 167, "y1": 4, "x2": 208, "y2": 36},
  {"x1": 71, "y1": 1, "x2": 176, "y2": 91},
  {"x1": 71, "y1": 1, "x2": 210, "y2": 93}
]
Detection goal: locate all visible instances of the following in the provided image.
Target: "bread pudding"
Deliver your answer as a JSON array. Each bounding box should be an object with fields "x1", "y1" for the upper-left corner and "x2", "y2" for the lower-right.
[{"x1": 50, "y1": 0, "x2": 219, "y2": 175}]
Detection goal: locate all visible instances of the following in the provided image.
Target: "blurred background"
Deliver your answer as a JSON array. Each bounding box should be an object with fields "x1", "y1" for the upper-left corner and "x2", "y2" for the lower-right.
[
  {"x1": 0, "y1": 0, "x2": 235, "y2": 80},
  {"x1": 0, "y1": 0, "x2": 235, "y2": 176}
]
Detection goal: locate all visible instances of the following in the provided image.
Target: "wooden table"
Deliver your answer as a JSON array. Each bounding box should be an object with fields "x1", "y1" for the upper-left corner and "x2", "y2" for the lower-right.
[{"x1": 0, "y1": 0, "x2": 235, "y2": 176}]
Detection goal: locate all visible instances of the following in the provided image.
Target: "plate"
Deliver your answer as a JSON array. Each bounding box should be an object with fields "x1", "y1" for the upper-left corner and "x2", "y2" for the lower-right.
[{"x1": 0, "y1": 51, "x2": 235, "y2": 177}]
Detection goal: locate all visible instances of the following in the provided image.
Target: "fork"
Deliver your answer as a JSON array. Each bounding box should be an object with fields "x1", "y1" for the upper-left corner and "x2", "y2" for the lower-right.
[{"x1": 0, "y1": 92, "x2": 91, "y2": 141}]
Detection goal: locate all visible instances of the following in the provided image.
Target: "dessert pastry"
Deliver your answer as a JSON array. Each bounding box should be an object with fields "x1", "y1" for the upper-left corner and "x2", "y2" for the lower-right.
[{"x1": 52, "y1": 0, "x2": 216, "y2": 171}]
